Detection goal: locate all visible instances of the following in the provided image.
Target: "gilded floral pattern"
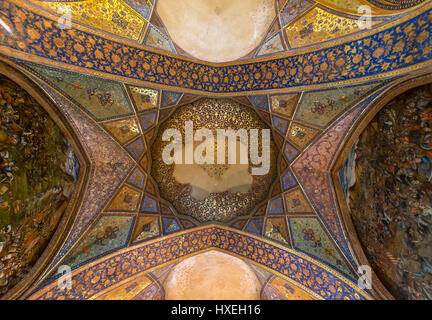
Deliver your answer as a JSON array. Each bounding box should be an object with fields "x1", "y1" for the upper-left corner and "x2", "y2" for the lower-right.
[
  {"x1": 285, "y1": 7, "x2": 379, "y2": 49},
  {"x1": 0, "y1": 2, "x2": 431, "y2": 93}
]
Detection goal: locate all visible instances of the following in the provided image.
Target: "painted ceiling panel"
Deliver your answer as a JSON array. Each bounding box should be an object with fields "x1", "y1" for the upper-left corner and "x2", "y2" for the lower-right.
[
  {"x1": 368, "y1": 0, "x2": 427, "y2": 10},
  {"x1": 123, "y1": 0, "x2": 153, "y2": 20},
  {"x1": 289, "y1": 216, "x2": 355, "y2": 278}
]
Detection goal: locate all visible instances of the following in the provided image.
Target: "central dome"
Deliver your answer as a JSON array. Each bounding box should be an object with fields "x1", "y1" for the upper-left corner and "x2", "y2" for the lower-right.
[
  {"x1": 150, "y1": 98, "x2": 278, "y2": 223},
  {"x1": 156, "y1": 0, "x2": 275, "y2": 62},
  {"x1": 164, "y1": 250, "x2": 261, "y2": 300}
]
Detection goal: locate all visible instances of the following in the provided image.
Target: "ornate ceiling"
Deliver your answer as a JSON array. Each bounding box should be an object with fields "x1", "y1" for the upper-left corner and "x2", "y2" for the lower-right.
[
  {"x1": 5, "y1": 0, "x2": 427, "y2": 63},
  {"x1": 0, "y1": 0, "x2": 431, "y2": 300}
]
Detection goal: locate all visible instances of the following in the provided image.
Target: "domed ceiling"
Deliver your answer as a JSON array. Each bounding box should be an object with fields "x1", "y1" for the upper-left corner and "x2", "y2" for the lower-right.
[
  {"x1": 0, "y1": 73, "x2": 79, "y2": 296},
  {"x1": 0, "y1": 0, "x2": 431, "y2": 300}
]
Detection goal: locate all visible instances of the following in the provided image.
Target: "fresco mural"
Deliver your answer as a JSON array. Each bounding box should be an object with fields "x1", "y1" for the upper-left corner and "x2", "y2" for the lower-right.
[
  {"x1": 348, "y1": 84, "x2": 432, "y2": 299},
  {"x1": 0, "y1": 75, "x2": 78, "y2": 297}
]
